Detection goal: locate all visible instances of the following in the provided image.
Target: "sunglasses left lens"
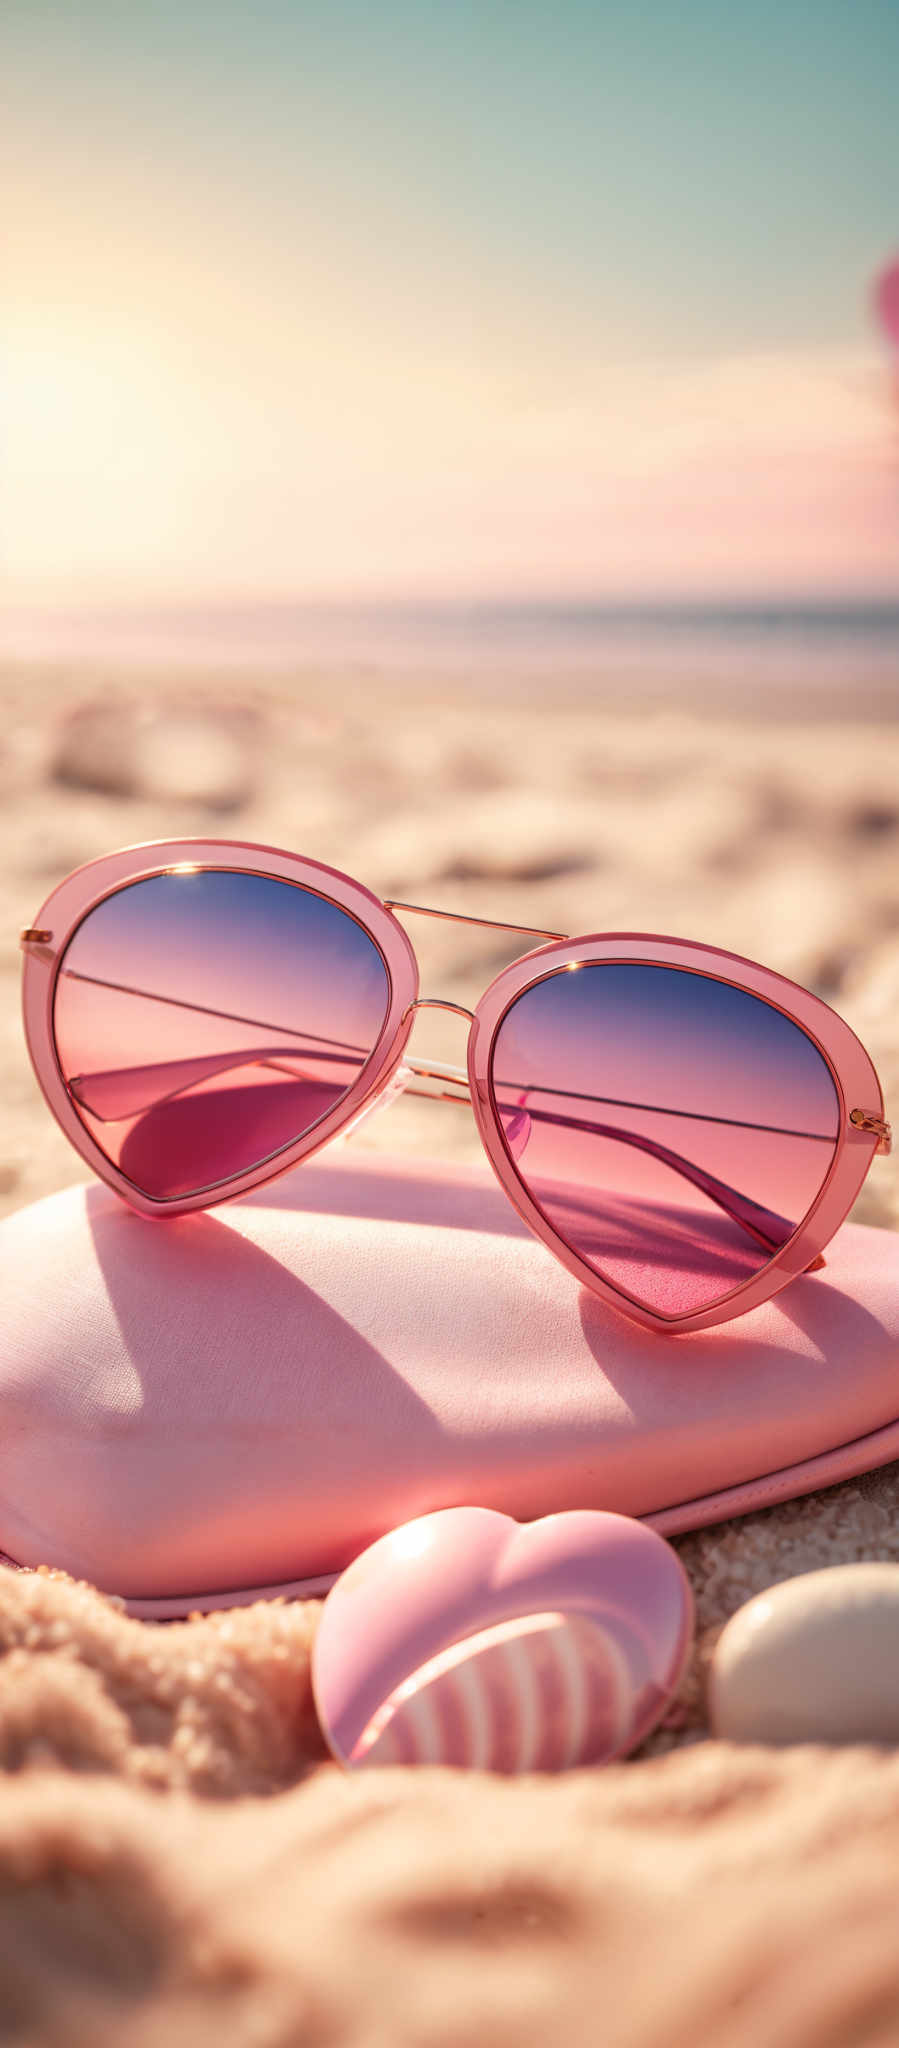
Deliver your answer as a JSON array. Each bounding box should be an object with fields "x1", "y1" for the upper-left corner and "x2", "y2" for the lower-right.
[{"x1": 52, "y1": 868, "x2": 391, "y2": 1201}]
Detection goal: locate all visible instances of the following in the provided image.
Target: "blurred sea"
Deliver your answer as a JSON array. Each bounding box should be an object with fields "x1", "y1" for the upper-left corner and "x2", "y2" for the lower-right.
[{"x1": 2, "y1": 599, "x2": 899, "y2": 711}]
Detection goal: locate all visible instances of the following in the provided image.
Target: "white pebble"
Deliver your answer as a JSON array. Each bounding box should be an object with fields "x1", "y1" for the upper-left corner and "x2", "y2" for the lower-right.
[{"x1": 709, "y1": 1564, "x2": 899, "y2": 1747}]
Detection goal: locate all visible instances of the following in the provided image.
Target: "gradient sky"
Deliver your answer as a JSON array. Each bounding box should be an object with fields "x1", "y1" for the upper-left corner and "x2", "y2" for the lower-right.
[{"x1": 2, "y1": 0, "x2": 898, "y2": 604}]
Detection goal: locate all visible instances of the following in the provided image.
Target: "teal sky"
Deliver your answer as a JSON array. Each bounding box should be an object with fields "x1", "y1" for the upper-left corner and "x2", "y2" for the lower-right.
[
  {"x1": 7, "y1": 0, "x2": 898, "y2": 352},
  {"x1": 3, "y1": 1, "x2": 898, "y2": 601}
]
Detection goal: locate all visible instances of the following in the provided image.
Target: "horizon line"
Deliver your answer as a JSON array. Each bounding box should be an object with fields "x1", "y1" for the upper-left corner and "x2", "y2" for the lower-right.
[{"x1": 3, "y1": 592, "x2": 899, "y2": 621}]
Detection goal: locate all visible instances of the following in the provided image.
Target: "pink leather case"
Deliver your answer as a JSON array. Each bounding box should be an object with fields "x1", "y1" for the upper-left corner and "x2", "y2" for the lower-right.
[{"x1": 2, "y1": 1150, "x2": 899, "y2": 1620}]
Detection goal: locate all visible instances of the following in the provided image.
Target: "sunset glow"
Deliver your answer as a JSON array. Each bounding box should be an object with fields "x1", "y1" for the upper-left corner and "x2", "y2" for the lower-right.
[{"x1": 3, "y1": 2, "x2": 898, "y2": 606}]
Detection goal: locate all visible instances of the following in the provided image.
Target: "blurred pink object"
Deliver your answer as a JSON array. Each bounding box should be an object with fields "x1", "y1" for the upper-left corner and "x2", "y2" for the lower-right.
[
  {"x1": 874, "y1": 255, "x2": 899, "y2": 349},
  {"x1": 312, "y1": 1506, "x2": 693, "y2": 1772}
]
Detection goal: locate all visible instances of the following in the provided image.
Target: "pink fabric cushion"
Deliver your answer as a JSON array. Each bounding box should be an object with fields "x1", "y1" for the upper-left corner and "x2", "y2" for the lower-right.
[{"x1": 1, "y1": 1151, "x2": 899, "y2": 1617}]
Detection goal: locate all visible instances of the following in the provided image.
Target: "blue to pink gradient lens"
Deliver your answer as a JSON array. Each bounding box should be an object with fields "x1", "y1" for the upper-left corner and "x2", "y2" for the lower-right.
[
  {"x1": 53, "y1": 869, "x2": 391, "y2": 1200},
  {"x1": 490, "y1": 962, "x2": 840, "y2": 1317}
]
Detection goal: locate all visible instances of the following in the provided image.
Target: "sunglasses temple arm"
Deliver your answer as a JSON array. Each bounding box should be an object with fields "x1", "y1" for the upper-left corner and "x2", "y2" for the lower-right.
[
  {"x1": 329, "y1": 1054, "x2": 817, "y2": 1265},
  {"x1": 66, "y1": 1032, "x2": 821, "y2": 1269},
  {"x1": 68, "y1": 1043, "x2": 367, "y2": 1123},
  {"x1": 512, "y1": 1101, "x2": 814, "y2": 1261}
]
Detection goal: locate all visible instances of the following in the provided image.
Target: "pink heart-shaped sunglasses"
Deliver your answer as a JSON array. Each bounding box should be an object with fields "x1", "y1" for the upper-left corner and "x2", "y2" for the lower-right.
[{"x1": 21, "y1": 839, "x2": 891, "y2": 1336}]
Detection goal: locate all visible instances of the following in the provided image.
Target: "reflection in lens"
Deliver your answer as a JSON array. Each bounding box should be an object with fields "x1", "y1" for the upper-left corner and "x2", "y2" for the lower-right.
[
  {"x1": 53, "y1": 869, "x2": 391, "y2": 1200},
  {"x1": 489, "y1": 962, "x2": 839, "y2": 1317}
]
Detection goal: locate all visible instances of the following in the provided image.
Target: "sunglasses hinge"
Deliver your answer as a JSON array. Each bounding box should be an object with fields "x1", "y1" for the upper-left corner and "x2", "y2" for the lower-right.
[{"x1": 849, "y1": 1107, "x2": 892, "y2": 1154}]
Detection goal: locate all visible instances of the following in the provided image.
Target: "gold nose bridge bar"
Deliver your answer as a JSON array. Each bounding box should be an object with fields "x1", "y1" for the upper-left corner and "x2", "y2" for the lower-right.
[
  {"x1": 398, "y1": 999, "x2": 475, "y2": 1105},
  {"x1": 384, "y1": 898, "x2": 567, "y2": 942},
  {"x1": 402, "y1": 995, "x2": 476, "y2": 1026},
  {"x1": 396, "y1": 953, "x2": 480, "y2": 1097},
  {"x1": 388, "y1": 898, "x2": 564, "y2": 1085}
]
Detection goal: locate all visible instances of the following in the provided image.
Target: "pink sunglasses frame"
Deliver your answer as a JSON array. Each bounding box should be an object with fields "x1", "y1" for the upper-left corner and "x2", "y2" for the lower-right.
[{"x1": 21, "y1": 837, "x2": 890, "y2": 1337}]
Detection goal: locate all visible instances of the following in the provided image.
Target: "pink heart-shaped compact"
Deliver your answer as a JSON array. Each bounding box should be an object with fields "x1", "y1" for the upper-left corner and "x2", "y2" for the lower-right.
[{"x1": 312, "y1": 1506, "x2": 693, "y2": 1773}]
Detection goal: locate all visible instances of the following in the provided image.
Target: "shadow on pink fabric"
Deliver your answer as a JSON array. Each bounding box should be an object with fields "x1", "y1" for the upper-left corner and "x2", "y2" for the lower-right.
[{"x1": 1, "y1": 1152, "x2": 899, "y2": 1614}]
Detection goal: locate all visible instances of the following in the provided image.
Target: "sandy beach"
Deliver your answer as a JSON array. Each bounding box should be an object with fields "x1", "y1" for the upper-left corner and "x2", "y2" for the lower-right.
[
  {"x1": 2, "y1": 653, "x2": 899, "y2": 2041},
  {"x1": 6, "y1": 0, "x2": 899, "y2": 2028}
]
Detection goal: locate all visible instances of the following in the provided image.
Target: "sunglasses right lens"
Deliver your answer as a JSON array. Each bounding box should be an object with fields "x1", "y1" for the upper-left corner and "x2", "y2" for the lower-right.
[
  {"x1": 489, "y1": 960, "x2": 840, "y2": 1319},
  {"x1": 53, "y1": 867, "x2": 391, "y2": 1201}
]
